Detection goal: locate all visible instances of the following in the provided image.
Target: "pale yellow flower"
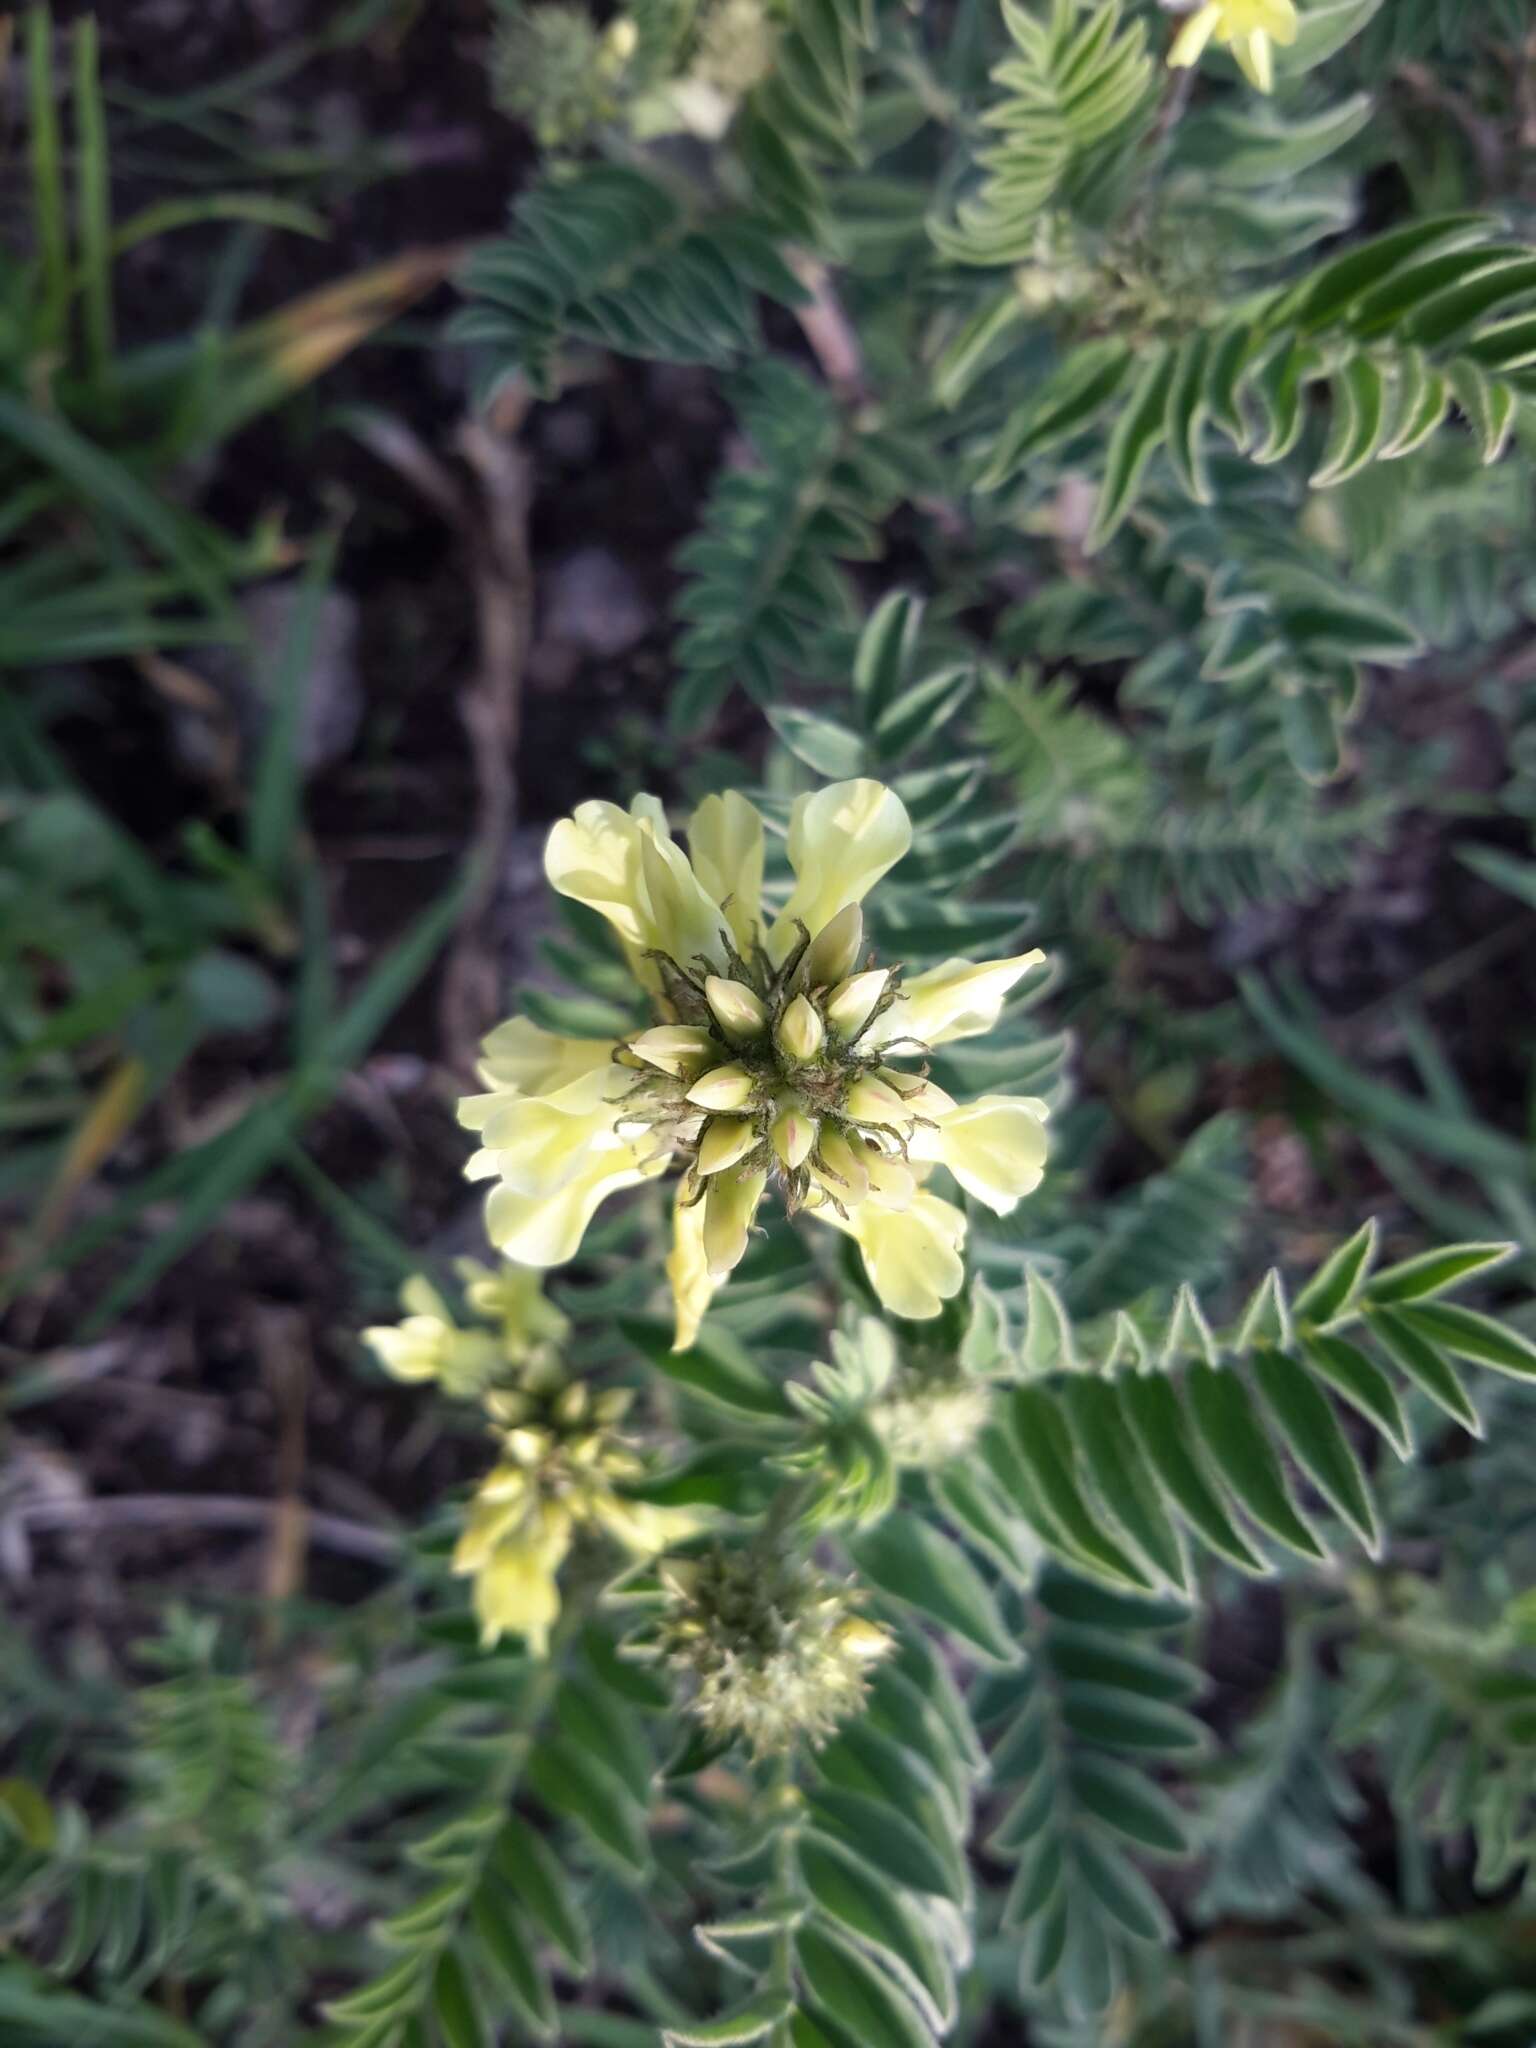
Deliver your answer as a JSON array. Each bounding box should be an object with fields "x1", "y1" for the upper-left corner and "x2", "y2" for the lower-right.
[
  {"x1": 459, "y1": 1495, "x2": 572, "y2": 1656},
  {"x1": 454, "y1": 1257, "x2": 571, "y2": 1350},
  {"x1": 1167, "y1": 0, "x2": 1299, "y2": 92},
  {"x1": 455, "y1": 1369, "x2": 694, "y2": 1653},
  {"x1": 362, "y1": 1275, "x2": 502, "y2": 1398},
  {"x1": 461, "y1": 779, "x2": 1051, "y2": 1341}
]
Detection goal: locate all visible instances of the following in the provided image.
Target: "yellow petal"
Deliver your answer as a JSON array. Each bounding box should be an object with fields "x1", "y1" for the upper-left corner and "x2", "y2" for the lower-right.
[
  {"x1": 474, "y1": 1016, "x2": 618, "y2": 1098},
  {"x1": 822, "y1": 1190, "x2": 968, "y2": 1320},
  {"x1": 545, "y1": 799, "x2": 654, "y2": 949},
  {"x1": 485, "y1": 1149, "x2": 661, "y2": 1266},
  {"x1": 880, "y1": 1070, "x2": 957, "y2": 1121},
  {"x1": 361, "y1": 1317, "x2": 446, "y2": 1382},
  {"x1": 863, "y1": 1146, "x2": 916, "y2": 1209},
  {"x1": 689, "y1": 790, "x2": 765, "y2": 953},
  {"x1": 638, "y1": 826, "x2": 730, "y2": 971},
  {"x1": 401, "y1": 1274, "x2": 450, "y2": 1320},
  {"x1": 667, "y1": 1184, "x2": 715, "y2": 1352},
  {"x1": 593, "y1": 1493, "x2": 700, "y2": 1554},
  {"x1": 1167, "y1": 3, "x2": 1220, "y2": 67},
  {"x1": 933, "y1": 1095, "x2": 1049, "y2": 1215},
  {"x1": 768, "y1": 781, "x2": 912, "y2": 962},
  {"x1": 871, "y1": 949, "x2": 1045, "y2": 1049},
  {"x1": 467, "y1": 1517, "x2": 571, "y2": 1653},
  {"x1": 703, "y1": 1169, "x2": 767, "y2": 1278},
  {"x1": 478, "y1": 1093, "x2": 631, "y2": 1198},
  {"x1": 1231, "y1": 29, "x2": 1273, "y2": 89}
]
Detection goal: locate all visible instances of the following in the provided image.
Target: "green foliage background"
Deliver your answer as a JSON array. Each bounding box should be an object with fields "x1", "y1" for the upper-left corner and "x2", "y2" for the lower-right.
[{"x1": 7, "y1": 0, "x2": 1536, "y2": 2044}]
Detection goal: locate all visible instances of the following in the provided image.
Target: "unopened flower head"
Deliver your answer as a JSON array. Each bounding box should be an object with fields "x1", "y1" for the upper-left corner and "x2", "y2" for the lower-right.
[
  {"x1": 872, "y1": 1364, "x2": 993, "y2": 1469},
  {"x1": 655, "y1": 1548, "x2": 891, "y2": 1757},
  {"x1": 1166, "y1": 0, "x2": 1298, "y2": 93},
  {"x1": 454, "y1": 1362, "x2": 691, "y2": 1654},
  {"x1": 783, "y1": 1317, "x2": 993, "y2": 1520},
  {"x1": 459, "y1": 780, "x2": 1051, "y2": 1346},
  {"x1": 491, "y1": 3, "x2": 636, "y2": 148}
]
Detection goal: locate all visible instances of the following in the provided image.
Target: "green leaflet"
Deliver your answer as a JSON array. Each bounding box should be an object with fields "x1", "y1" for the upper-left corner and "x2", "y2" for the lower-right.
[
  {"x1": 1365, "y1": 1306, "x2": 1482, "y2": 1434},
  {"x1": 1007, "y1": 1386, "x2": 1158, "y2": 1588},
  {"x1": 469, "y1": 1895, "x2": 556, "y2": 2041},
  {"x1": 848, "y1": 1514, "x2": 1017, "y2": 1665},
  {"x1": 1118, "y1": 1373, "x2": 1270, "y2": 1575},
  {"x1": 1250, "y1": 1348, "x2": 1379, "y2": 1553},
  {"x1": 663, "y1": 1992, "x2": 796, "y2": 2046},
  {"x1": 495, "y1": 1818, "x2": 593, "y2": 1974},
  {"x1": 524, "y1": 1738, "x2": 651, "y2": 1878},
  {"x1": 797, "y1": 1834, "x2": 957, "y2": 2028},
  {"x1": 1057, "y1": 1376, "x2": 1190, "y2": 1591},
  {"x1": 1299, "y1": 1331, "x2": 1412, "y2": 1459},
  {"x1": 1185, "y1": 1362, "x2": 1326, "y2": 1561},
  {"x1": 431, "y1": 1948, "x2": 486, "y2": 2048},
  {"x1": 805, "y1": 1789, "x2": 966, "y2": 1906},
  {"x1": 795, "y1": 1921, "x2": 937, "y2": 2048},
  {"x1": 1086, "y1": 344, "x2": 1173, "y2": 552}
]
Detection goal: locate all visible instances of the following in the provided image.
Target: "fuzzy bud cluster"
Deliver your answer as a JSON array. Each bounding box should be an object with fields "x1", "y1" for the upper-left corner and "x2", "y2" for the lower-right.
[{"x1": 653, "y1": 1549, "x2": 891, "y2": 1757}]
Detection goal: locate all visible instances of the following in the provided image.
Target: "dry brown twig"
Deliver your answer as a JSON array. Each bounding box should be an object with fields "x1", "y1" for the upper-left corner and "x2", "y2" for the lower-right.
[{"x1": 6, "y1": 1493, "x2": 398, "y2": 1567}]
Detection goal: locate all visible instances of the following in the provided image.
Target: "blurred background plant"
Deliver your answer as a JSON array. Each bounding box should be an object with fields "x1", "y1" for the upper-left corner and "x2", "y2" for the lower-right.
[{"x1": 6, "y1": 0, "x2": 1536, "y2": 2043}]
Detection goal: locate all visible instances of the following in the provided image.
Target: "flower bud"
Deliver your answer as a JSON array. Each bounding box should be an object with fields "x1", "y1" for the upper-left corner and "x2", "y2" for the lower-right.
[
  {"x1": 687, "y1": 1063, "x2": 757, "y2": 1112},
  {"x1": 628, "y1": 1025, "x2": 717, "y2": 1077},
  {"x1": 845, "y1": 1073, "x2": 908, "y2": 1123},
  {"x1": 834, "y1": 1617, "x2": 893, "y2": 1663},
  {"x1": 705, "y1": 975, "x2": 769, "y2": 1045},
  {"x1": 775, "y1": 994, "x2": 825, "y2": 1065},
  {"x1": 554, "y1": 1382, "x2": 590, "y2": 1424},
  {"x1": 802, "y1": 903, "x2": 863, "y2": 987},
  {"x1": 697, "y1": 1115, "x2": 760, "y2": 1175},
  {"x1": 814, "y1": 1128, "x2": 871, "y2": 1204},
  {"x1": 703, "y1": 1170, "x2": 767, "y2": 1277},
  {"x1": 602, "y1": 14, "x2": 638, "y2": 62},
  {"x1": 825, "y1": 969, "x2": 890, "y2": 1041},
  {"x1": 772, "y1": 1104, "x2": 817, "y2": 1171}
]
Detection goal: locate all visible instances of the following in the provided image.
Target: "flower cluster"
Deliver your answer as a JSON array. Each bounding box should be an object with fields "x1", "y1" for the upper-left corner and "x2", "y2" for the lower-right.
[
  {"x1": 454, "y1": 1366, "x2": 690, "y2": 1653},
  {"x1": 460, "y1": 780, "x2": 1050, "y2": 1346},
  {"x1": 1167, "y1": 0, "x2": 1299, "y2": 93},
  {"x1": 652, "y1": 1548, "x2": 891, "y2": 1757},
  {"x1": 363, "y1": 1261, "x2": 688, "y2": 1653}
]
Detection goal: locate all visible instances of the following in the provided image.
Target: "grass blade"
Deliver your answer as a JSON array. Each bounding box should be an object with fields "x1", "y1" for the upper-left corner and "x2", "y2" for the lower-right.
[
  {"x1": 73, "y1": 13, "x2": 114, "y2": 387},
  {"x1": 247, "y1": 531, "x2": 341, "y2": 888},
  {"x1": 25, "y1": 5, "x2": 68, "y2": 352}
]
